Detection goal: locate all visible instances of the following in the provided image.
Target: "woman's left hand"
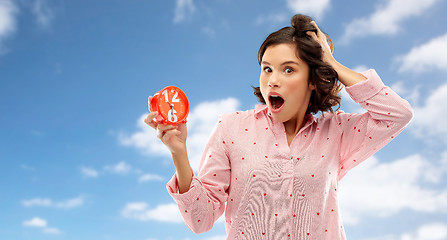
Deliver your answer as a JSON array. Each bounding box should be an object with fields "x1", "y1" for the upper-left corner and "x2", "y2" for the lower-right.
[
  {"x1": 306, "y1": 21, "x2": 337, "y2": 66},
  {"x1": 307, "y1": 21, "x2": 367, "y2": 86}
]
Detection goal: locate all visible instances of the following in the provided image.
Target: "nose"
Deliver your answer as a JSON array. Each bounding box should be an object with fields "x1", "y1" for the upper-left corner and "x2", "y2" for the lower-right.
[{"x1": 268, "y1": 74, "x2": 280, "y2": 88}]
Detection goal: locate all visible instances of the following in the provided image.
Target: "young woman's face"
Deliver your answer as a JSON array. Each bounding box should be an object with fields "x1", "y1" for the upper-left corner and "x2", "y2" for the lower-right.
[{"x1": 259, "y1": 43, "x2": 315, "y2": 123}]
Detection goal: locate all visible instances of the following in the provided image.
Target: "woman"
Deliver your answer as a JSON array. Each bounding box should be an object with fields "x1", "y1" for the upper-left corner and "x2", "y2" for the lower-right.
[{"x1": 145, "y1": 14, "x2": 413, "y2": 240}]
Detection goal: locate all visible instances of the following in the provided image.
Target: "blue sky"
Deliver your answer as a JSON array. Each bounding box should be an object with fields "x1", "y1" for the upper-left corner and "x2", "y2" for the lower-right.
[{"x1": 1, "y1": 0, "x2": 447, "y2": 239}]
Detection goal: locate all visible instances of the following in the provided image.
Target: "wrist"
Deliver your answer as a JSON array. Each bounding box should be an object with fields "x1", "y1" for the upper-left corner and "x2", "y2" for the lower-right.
[
  {"x1": 171, "y1": 144, "x2": 187, "y2": 159},
  {"x1": 327, "y1": 58, "x2": 341, "y2": 71},
  {"x1": 169, "y1": 143, "x2": 186, "y2": 156},
  {"x1": 331, "y1": 61, "x2": 367, "y2": 87}
]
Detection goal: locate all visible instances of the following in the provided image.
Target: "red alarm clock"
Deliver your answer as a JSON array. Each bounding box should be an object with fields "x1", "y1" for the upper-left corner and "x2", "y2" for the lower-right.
[{"x1": 150, "y1": 86, "x2": 189, "y2": 125}]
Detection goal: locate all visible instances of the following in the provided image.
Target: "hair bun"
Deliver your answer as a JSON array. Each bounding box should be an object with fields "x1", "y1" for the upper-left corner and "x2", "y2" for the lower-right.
[
  {"x1": 291, "y1": 14, "x2": 314, "y2": 32},
  {"x1": 290, "y1": 14, "x2": 334, "y2": 53}
]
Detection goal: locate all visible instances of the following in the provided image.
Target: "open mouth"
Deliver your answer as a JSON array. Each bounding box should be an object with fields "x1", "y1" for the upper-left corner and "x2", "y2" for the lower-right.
[{"x1": 269, "y1": 95, "x2": 285, "y2": 110}]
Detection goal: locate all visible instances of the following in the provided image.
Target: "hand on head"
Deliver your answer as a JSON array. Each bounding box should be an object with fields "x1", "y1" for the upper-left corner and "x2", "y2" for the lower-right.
[{"x1": 306, "y1": 21, "x2": 336, "y2": 66}]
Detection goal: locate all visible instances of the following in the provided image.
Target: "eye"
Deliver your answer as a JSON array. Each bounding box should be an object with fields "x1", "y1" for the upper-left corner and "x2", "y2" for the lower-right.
[
  {"x1": 263, "y1": 66, "x2": 272, "y2": 73},
  {"x1": 284, "y1": 67, "x2": 294, "y2": 73}
]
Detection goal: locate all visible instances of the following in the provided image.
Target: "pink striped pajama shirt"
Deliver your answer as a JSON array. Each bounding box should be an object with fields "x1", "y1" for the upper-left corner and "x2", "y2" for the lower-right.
[{"x1": 166, "y1": 69, "x2": 413, "y2": 239}]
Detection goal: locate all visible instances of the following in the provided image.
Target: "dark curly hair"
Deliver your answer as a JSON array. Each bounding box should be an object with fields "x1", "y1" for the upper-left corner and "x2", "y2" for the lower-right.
[{"x1": 253, "y1": 14, "x2": 342, "y2": 115}]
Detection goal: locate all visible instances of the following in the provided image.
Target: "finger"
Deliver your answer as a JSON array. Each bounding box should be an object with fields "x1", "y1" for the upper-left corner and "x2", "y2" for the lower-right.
[
  {"x1": 310, "y1": 21, "x2": 328, "y2": 41},
  {"x1": 158, "y1": 124, "x2": 178, "y2": 133},
  {"x1": 177, "y1": 122, "x2": 187, "y2": 133},
  {"x1": 144, "y1": 113, "x2": 156, "y2": 128},
  {"x1": 155, "y1": 114, "x2": 164, "y2": 122},
  {"x1": 156, "y1": 127, "x2": 164, "y2": 139},
  {"x1": 306, "y1": 31, "x2": 318, "y2": 42},
  {"x1": 144, "y1": 112, "x2": 159, "y2": 129},
  {"x1": 148, "y1": 96, "x2": 153, "y2": 112},
  {"x1": 310, "y1": 21, "x2": 321, "y2": 34},
  {"x1": 161, "y1": 129, "x2": 181, "y2": 143},
  {"x1": 156, "y1": 124, "x2": 177, "y2": 139}
]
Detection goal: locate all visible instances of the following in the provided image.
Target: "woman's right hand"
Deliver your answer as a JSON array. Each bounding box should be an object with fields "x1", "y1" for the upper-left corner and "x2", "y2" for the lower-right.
[{"x1": 144, "y1": 96, "x2": 188, "y2": 154}]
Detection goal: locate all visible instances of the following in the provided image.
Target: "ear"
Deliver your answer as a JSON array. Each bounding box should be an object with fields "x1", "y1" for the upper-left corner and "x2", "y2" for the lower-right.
[{"x1": 308, "y1": 82, "x2": 316, "y2": 91}]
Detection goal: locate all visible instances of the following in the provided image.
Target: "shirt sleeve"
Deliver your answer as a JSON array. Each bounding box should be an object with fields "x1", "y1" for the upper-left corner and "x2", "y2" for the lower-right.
[
  {"x1": 166, "y1": 114, "x2": 231, "y2": 234},
  {"x1": 337, "y1": 69, "x2": 413, "y2": 180}
]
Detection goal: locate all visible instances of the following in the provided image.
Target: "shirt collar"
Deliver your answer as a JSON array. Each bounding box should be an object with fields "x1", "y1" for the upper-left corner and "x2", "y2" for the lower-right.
[
  {"x1": 254, "y1": 104, "x2": 268, "y2": 115},
  {"x1": 254, "y1": 104, "x2": 317, "y2": 126}
]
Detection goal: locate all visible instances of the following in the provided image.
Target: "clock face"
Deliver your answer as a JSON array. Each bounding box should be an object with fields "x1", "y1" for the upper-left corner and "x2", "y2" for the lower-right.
[{"x1": 152, "y1": 86, "x2": 189, "y2": 124}]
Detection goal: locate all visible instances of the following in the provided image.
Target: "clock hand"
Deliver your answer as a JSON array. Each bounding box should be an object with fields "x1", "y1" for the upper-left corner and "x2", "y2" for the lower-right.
[
  {"x1": 163, "y1": 98, "x2": 174, "y2": 121},
  {"x1": 165, "y1": 98, "x2": 174, "y2": 109},
  {"x1": 170, "y1": 102, "x2": 175, "y2": 121}
]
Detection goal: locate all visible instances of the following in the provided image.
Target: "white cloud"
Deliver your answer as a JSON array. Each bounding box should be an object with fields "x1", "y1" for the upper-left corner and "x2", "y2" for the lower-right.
[
  {"x1": 409, "y1": 83, "x2": 447, "y2": 144},
  {"x1": 32, "y1": 0, "x2": 54, "y2": 28},
  {"x1": 121, "y1": 202, "x2": 183, "y2": 223},
  {"x1": 390, "y1": 81, "x2": 420, "y2": 106},
  {"x1": 341, "y1": 0, "x2": 440, "y2": 43},
  {"x1": 173, "y1": 0, "x2": 195, "y2": 23},
  {"x1": 364, "y1": 222, "x2": 447, "y2": 240},
  {"x1": 352, "y1": 65, "x2": 369, "y2": 73},
  {"x1": 287, "y1": 0, "x2": 331, "y2": 21},
  {"x1": 23, "y1": 217, "x2": 47, "y2": 227},
  {"x1": 201, "y1": 26, "x2": 216, "y2": 38},
  {"x1": 256, "y1": 0, "x2": 330, "y2": 26},
  {"x1": 255, "y1": 12, "x2": 288, "y2": 26},
  {"x1": 22, "y1": 196, "x2": 84, "y2": 209},
  {"x1": 139, "y1": 173, "x2": 164, "y2": 182},
  {"x1": 121, "y1": 201, "x2": 226, "y2": 225},
  {"x1": 442, "y1": 151, "x2": 447, "y2": 169},
  {"x1": 339, "y1": 65, "x2": 369, "y2": 113},
  {"x1": 31, "y1": 129, "x2": 44, "y2": 137},
  {"x1": 104, "y1": 161, "x2": 132, "y2": 175},
  {"x1": 20, "y1": 164, "x2": 35, "y2": 171},
  {"x1": 43, "y1": 227, "x2": 62, "y2": 234},
  {"x1": 118, "y1": 114, "x2": 171, "y2": 158},
  {"x1": 54, "y1": 196, "x2": 84, "y2": 209},
  {"x1": 396, "y1": 33, "x2": 447, "y2": 73},
  {"x1": 0, "y1": 0, "x2": 18, "y2": 50},
  {"x1": 119, "y1": 97, "x2": 240, "y2": 172},
  {"x1": 80, "y1": 167, "x2": 99, "y2": 178},
  {"x1": 340, "y1": 154, "x2": 447, "y2": 225},
  {"x1": 410, "y1": 223, "x2": 447, "y2": 240},
  {"x1": 22, "y1": 217, "x2": 62, "y2": 235},
  {"x1": 186, "y1": 98, "x2": 240, "y2": 172},
  {"x1": 22, "y1": 198, "x2": 52, "y2": 207},
  {"x1": 203, "y1": 236, "x2": 227, "y2": 240},
  {"x1": 84, "y1": 161, "x2": 157, "y2": 182}
]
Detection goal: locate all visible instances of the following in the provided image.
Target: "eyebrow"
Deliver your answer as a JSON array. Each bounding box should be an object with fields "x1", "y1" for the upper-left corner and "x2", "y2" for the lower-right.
[{"x1": 261, "y1": 61, "x2": 300, "y2": 66}]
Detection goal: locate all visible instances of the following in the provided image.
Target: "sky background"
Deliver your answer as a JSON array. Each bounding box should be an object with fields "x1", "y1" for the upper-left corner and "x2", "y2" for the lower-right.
[{"x1": 1, "y1": 0, "x2": 447, "y2": 239}]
